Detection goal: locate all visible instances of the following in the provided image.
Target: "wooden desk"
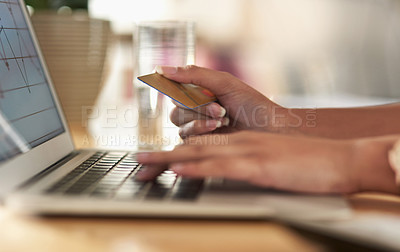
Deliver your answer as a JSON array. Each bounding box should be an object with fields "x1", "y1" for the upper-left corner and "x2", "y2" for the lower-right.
[{"x1": 1, "y1": 123, "x2": 399, "y2": 252}]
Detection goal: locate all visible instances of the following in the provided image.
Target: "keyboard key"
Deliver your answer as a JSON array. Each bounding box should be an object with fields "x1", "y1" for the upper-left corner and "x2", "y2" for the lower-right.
[
  {"x1": 145, "y1": 182, "x2": 171, "y2": 199},
  {"x1": 115, "y1": 164, "x2": 138, "y2": 169},
  {"x1": 171, "y1": 190, "x2": 201, "y2": 201},
  {"x1": 91, "y1": 190, "x2": 113, "y2": 198},
  {"x1": 109, "y1": 170, "x2": 133, "y2": 175},
  {"x1": 92, "y1": 164, "x2": 114, "y2": 170},
  {"x1": 114, "y1": 190, "x2": 142, "y2": 199},
  {"x1": 170, "y1": 178, "x2": 204, "y2": 201},
  {"x1": 121, "y1": 161, "x2": 136, "y2": 164}
]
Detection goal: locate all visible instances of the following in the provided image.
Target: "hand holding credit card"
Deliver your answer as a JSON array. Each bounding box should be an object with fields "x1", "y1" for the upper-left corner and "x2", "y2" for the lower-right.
[{"x1": 137, "y1": 73, "x2": 217, "y2": 109}]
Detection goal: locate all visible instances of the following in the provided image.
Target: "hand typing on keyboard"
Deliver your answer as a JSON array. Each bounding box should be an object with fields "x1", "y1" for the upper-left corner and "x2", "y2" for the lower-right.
[
  {"x1": 137, "y1": 132, "x2": 356, "y2": 194},
  {"x1": 47, "y1": 152, "x2": 204, "y2": 201},
  {"x1": 136, "y1": 65, "x2": 400, "y2": 195}
]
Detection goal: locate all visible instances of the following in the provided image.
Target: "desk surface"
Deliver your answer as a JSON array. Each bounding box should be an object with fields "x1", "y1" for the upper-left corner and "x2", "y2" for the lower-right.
[{"x1": 1, "y1": 123, "x2": 400, "y2": 252}]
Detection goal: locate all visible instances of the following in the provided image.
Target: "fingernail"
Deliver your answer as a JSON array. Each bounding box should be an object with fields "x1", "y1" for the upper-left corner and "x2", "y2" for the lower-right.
[
  {"x1": 155, "y1": 65, "x2": 164, "y2": 74},
  {"x1": 155, "y1": 66, "x2": 177, "y2": 75},
  {"x1": 219, "y1": 107, "x2": 227, "y2": 117},
  {"x1": 135, "y1": 169, "x2": 145, "y2": 178},
  {"x1": 222, "y1": 117, "x2": 230, "y2": 126},
  {"x1": 137, "y1": 152, "x2": 151, "y2": 162},
  {"x1": 171, "y1": 163, "x2": 185, "y2": 173},
  {"x1": 205, "y1": 120, "x2": 221, "y2": 130},
  {"x1": 135, "y1": 169, "x2": 149, "y2": 180},
  {"x1": 207, "y1": 103, "x2": 226, "y2": 118}
]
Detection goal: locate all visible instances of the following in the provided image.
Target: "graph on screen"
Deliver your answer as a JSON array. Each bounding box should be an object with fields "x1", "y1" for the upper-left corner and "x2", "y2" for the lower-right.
[{"x1": 0, "y1": 0, "x2": 64, "y2": 162}]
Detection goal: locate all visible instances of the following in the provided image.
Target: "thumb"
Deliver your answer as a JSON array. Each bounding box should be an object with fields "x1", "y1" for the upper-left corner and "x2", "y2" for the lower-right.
[{"x1": 155, "y1": 65, "x2": 239, "y2": 96}]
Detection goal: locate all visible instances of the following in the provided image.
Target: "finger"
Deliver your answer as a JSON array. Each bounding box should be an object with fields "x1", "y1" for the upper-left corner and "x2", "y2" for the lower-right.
[
  {"x1": 171, "y1": 100, "x2": 226, "y2": 119},
  {"x1": 137, "y1": 137, "x2": 244, "y2": 164},
  {"x1": 155, "y1": 65, "x2": 240, "y2": 96},
  {"x1": 170, "y1": 105, "x2": 229, "y2": 127},
  {"x1": 169, "y1": 106, "x2": 210, "y2": 126},
  {"x1": 136, "y1": 164, "x2": 168, "y2": 181},
  {"x1": 170, "y1": 157, "x2": 266, "y2": 184},
  {"x1": 179, "y1": 119, "x2": 229, "y2": 138},
  {"x1": 180, "y1": 120, "x2": 221, "y2": 139}
]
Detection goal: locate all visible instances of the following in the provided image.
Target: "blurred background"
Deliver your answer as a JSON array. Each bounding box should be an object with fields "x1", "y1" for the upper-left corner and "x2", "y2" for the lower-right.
[
  {"x1": 89, "y1": 0, "x2": 400, "y2": 99},
  {"x1": 27, "y1": 0, "x2": 400, "y2": 101},
  {"x1": 25, "y1": 0, "x2": 400, "y2": 147}
]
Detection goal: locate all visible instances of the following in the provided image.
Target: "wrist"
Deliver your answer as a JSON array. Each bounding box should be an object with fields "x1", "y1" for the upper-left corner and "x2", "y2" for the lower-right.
[
  {"x1": 388, "y1": 139, "x2": 400, "y2": 187},
  {"x1": 352, "y1": 137, "x2": 399, "y2": 194},
  {"x1": 266, "y1": 105, "x2": 290, "y2": 134},
  {"x1": 266, "y1": 107, "x2": 316, "y2": 135}
]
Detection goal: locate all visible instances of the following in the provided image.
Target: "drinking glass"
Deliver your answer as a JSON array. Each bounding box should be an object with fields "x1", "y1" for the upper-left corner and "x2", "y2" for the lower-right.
[{"x1": 134, "y1": 21, "x2": 195, "y2": 150}]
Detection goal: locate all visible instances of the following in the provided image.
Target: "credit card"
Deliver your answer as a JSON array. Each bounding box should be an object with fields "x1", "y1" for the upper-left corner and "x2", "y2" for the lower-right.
[{"x1": 137, "y1": 73, "x2": 217, "y2": 109}]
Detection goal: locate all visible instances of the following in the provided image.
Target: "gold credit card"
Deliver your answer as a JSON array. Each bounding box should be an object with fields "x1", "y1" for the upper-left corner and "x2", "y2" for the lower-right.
[{"x1": 137, "y1": 73, "x2": 217, "y2": 109}]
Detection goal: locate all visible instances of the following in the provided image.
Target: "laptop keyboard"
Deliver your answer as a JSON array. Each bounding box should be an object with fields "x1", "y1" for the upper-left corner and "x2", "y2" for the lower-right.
[{"x1": 46, "y1": 151, "x2": 204, "y2": 201}]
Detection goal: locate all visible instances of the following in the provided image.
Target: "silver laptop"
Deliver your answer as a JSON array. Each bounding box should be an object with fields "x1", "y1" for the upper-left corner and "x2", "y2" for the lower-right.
[{"x1": 0, "y1": 0, "x2": 350, "y2": 219}]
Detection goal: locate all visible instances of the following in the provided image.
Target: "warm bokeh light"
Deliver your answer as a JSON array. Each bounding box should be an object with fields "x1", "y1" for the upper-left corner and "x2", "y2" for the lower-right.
[{"x1": 88, "y1": 0, "x2": 173, "y2": 33}]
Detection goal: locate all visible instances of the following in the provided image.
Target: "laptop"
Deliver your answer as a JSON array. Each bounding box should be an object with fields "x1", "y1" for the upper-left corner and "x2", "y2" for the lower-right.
[{"x1": 0, "y1": 0, "x2": 351, "y2": 219}]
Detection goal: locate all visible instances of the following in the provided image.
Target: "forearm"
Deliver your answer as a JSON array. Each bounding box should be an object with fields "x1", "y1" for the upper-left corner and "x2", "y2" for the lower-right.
[
  {"x1": 283, "y1": 103, "x2": 400, "y2": 139},
  {"x1": 351, "y1": 135, "x2": 400, "y2": 194}
]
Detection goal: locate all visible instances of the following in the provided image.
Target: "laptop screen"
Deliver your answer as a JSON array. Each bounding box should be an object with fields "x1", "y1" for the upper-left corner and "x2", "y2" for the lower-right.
[{"x1": 0, "y1": 0, "x2": 65, "y2": 162}]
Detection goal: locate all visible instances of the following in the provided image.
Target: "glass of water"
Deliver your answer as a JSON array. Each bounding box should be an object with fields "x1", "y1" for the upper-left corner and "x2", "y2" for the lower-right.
[{"x1": 134, "y1": 21, "x2": 195, "y2": 150}]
